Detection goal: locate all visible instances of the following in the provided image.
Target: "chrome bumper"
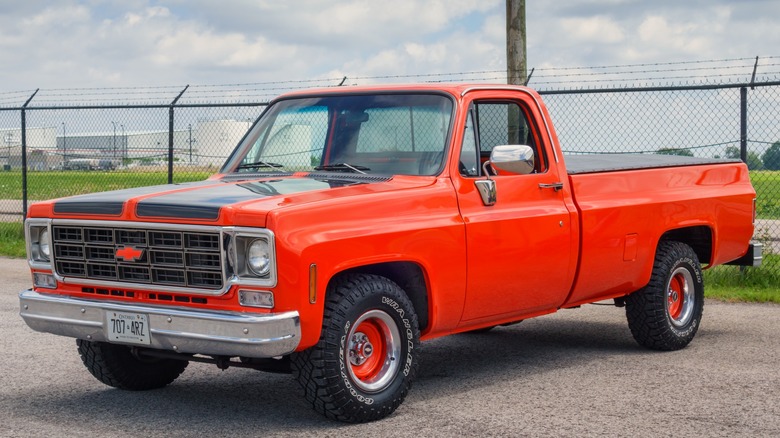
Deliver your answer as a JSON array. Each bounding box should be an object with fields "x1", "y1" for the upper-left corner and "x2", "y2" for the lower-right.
[{"x1": 19, "y1": 290, "x2": 301, "y2": 358}]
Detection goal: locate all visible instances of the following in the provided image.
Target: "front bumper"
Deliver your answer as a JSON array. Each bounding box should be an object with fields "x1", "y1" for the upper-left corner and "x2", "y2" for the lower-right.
[{"x1": 19, "y1": 290, "x2": 300, "y2": 358}]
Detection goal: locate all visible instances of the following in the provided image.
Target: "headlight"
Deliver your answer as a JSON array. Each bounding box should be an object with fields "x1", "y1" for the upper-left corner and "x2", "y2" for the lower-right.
[
  {"x1": 225, "y1": 228, "x2": 276, "y2": 286},
  {"x1": 27, "y1": 223, "x2": 52, "y2": 263},
  {"x1": 247, "y1": 239, "x2": 271, "y2": 276},
  {"x1": 39, "y1": 229, "x2": 51, "y2": 259}
]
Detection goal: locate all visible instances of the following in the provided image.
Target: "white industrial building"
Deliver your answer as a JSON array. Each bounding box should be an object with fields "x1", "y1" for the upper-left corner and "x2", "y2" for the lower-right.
[{"x1": 1, "y1": 119, "x2": 252, "y2": 170}]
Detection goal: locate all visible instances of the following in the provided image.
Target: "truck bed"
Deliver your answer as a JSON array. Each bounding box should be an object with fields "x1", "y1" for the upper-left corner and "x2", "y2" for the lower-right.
[
  {"x1": 563, "y1": 157, "x2": 754, "y2": 307},
  {"x1": 565, "y1": 154, "x2": 741, "y2": 175}
]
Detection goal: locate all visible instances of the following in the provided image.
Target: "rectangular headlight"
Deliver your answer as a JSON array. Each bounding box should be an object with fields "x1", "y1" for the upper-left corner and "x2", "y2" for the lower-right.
[
  {"x1": 26, "y1": 220, "x2": 52, "y2": 266},
  {"x1": 224, "y1": 227, "x2": 276, "y2": 287}
]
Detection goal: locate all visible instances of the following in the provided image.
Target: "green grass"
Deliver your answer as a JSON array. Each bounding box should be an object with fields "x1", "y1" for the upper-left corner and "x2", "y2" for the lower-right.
[
  {"x1": 0, "y1": 221, "x2": 776, "y2": 302},
  {"x1": 0, "y1": 222, "x2": 25, "y2": 258},
  {"x1": 751, "y1": 170, "x2": 780, "y2": 219},
  {"x1": 0, "y1": 170, "x2": 213, "y2": 200},
  {"x1": 0, "y1": 168, "x2": 777, "y2": 302},
  {"x1": 703, "y1": 253, "x2": 780, "y2": 303},
  {"x1": 1, "y1": 169, "x2": 778, "y2": 218}
]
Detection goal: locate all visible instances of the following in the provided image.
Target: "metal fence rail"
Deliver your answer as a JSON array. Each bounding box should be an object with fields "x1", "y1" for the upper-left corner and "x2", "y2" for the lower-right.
[{"x1": 1, "y1": 80, "x2": 778, "y2": 279}]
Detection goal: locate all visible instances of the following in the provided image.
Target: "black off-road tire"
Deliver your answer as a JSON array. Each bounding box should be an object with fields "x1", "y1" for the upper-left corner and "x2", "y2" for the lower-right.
[
  {"x1": 625, "y1": 241, "x2": 704, "y2": 351},
  {"x1": 291, "y1": 273, "x2": 420, "y2": 423},
  {"x1": 77, "y1": 339, "x2": 188, "y2": 390}
]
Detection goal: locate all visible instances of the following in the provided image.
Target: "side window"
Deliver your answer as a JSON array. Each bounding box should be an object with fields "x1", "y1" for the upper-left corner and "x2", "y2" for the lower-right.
[
  {"x1": 459, "y1": 110, "x2": 479, "y2": 176},
  {"x1": 474, "y1": 101, "x2": 546, "y2": 173}
]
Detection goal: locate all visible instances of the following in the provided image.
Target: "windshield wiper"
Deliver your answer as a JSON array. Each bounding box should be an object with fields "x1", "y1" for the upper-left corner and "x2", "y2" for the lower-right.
[
  {"x1": 236, "y1": 160, "x2": 285, "y2": 171},
  {"x1": 313, "y1": 163, "x2": 370, "y2": 174}
]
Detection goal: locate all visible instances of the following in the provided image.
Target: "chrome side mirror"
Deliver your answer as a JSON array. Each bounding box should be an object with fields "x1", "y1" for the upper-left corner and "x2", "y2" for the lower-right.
[
  {"x1": 489, "y1": 145, "x2": 535, "y2": 175},
  {"x1": 474, "y1": 145, "x2": 535, "y2": 206}
]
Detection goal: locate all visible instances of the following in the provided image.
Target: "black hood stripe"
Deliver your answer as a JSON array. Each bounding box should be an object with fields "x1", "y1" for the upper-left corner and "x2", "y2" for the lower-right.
[
  {"x1": 53, "y1": 181, "x2": 218, "y2": 215},
  {"x1": 54, "y1": 176, "x2": 377, "y2": 220}
]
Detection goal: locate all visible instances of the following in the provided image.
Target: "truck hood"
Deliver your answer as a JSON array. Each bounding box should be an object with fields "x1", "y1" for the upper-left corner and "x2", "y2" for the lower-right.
[{"x1": 30, "y1": 173, "x2": 433, "y2": 227}]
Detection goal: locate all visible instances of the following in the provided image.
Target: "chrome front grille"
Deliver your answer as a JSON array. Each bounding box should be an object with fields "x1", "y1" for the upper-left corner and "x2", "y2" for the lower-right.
[{"x1": 51, "y1": 225, "x2": 224, "y2": 291}]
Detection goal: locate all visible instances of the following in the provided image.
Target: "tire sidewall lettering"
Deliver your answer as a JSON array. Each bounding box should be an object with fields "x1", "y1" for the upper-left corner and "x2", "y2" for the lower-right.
[
  {"x1": 336, "y1": 294, "x2": 416, "y2": 406},
  {"x1": 677, "y1": 258, "x2": 702, "y2": 283},
  {"x1": 382, "y1": 296, "x2": 415, "y2": 377}
]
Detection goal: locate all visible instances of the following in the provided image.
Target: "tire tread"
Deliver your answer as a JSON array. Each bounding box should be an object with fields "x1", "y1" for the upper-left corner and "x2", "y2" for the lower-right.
[
  {"x1": 291, "y1": 273, "x2": 420, "y2": 423},
  {"x1": 625, "y1": 241, "x2": 704, "y2": 351}
]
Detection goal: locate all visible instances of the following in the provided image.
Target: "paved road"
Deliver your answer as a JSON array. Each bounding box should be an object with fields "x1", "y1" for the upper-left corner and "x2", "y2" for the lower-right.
[{"x1": 2, "y1": 256, "x2": 779, "y2": 437}]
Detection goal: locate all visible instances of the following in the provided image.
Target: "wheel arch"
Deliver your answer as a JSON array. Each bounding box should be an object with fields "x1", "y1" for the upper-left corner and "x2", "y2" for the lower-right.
[
  {"x1": 329, "y1": 261, "x2": 430, "y2": 332},
  {"x1": 659, "y1": 225, "x2": 713, "y2": 265}
]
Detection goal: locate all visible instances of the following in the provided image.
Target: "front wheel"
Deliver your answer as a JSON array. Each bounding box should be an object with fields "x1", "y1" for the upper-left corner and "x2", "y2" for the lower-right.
[
  {"x1": 625, "y1": 241, "x2": 704, "y2": 351},
  {"x1": 292, "y1": 273, "x2": 420, "y2": 423},
  {"x1": 77, "y1": 340, "x2": 188, "y2": 390}
]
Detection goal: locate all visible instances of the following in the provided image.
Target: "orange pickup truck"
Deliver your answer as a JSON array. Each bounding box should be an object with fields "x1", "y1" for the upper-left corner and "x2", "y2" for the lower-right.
[{"x1": 20, "y1": 84, "x2": 761, "y2": 422}]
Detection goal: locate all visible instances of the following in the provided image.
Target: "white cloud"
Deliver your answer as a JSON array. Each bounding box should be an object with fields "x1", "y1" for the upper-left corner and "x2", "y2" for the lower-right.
[
  {"x1": 0, "y1": 0, "x2": 777, "y2": 92},
  {"x1": 637, "y1": 15, "x2": 709, "y2": 55},
  {"x1": 561, "y1": 16, "x2": 625, "y2": 44}
]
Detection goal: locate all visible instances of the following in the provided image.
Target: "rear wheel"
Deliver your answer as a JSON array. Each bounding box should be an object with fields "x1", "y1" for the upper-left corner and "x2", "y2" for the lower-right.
[
  {"x1": 77, "y1": 340, "x2": 188, "y2": 390},
  {"x1": 292, "y1": 273, "x2": 420, "y2": 423},
  {"x1": 625, "y1": 241, "x2": 704, "y2": 351}
]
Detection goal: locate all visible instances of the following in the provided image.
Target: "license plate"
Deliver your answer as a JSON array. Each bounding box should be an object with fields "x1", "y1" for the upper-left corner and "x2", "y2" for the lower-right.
[{"x1": 106, "y1": 311, "x2": 150, "y2": 345}]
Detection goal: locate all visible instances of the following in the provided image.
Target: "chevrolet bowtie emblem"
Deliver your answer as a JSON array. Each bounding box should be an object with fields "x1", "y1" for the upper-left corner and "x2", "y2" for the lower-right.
[{"x1": 115, "y1": 246, "x2": 144, "y2": 262}]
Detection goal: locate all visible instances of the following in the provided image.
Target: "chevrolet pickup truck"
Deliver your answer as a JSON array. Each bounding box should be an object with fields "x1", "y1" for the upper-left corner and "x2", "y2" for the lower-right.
[{"x1": 20, "y1": 84, "x2": 761, "y2": 423}]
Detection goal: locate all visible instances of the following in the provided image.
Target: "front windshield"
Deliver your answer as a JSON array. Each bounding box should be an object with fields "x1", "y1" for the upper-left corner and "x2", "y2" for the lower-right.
[{"x1": 224, "y1": 93, "x2": 454, "y2": 176}]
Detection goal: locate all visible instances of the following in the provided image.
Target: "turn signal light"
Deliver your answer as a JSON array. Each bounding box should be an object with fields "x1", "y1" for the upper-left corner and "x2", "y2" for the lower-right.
[
  {"x1": 238, "y1": 290, "x2": 274, "y2": 309},
  {"x1": 33, "y1": 273, "x2": 56, "y2": 289}
]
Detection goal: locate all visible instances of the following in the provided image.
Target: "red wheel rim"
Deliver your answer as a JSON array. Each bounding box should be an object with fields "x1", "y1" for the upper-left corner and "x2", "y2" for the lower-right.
[
  {"x1": 666, "y1": 267, "x2": 695, "y2": 328},
  {"x1": 668, "y1": 273, "x2": 685, "y2": 320},
  {"x1": 345, "y1": 309, "x2": 402, "y2": 393},
  {"x1": 350, "y1": 319, "x2": 387, "y2": 382}
]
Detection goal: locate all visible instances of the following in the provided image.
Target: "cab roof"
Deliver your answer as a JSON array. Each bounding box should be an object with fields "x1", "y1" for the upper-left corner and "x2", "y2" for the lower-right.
[{"x1": 276, "y1": 83, "x2": 536, "y2": 101}]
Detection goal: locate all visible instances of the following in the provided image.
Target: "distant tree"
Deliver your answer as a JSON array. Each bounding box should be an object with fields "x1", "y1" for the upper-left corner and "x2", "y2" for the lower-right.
[
  {"x1": 725, "y1": 146, "x2": 740, "y2": 159},
  {"x1": 725, "y1": 146, "x2": 764, "y2": 169},
  {"x1": 657, "y1": 148, "x2": 694, "y2": 157},
  {"x1": 747, "y1": 152, "x2": 764, "y2": 170},
  {"x1": 764, "y1": 142, "x2": 780, "y2": 170}
]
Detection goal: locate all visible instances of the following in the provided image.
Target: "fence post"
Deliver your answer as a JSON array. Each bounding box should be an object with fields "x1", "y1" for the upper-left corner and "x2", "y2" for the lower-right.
[
  {"x1": 168, "y1": 85, "x2": 189, "y2": 184},
  {"x1": 21, "y1": 89, "x2": 39, "y2": 217},
  {"x1": 740, "y1": 86, "x2": 747, "y2": 163}
]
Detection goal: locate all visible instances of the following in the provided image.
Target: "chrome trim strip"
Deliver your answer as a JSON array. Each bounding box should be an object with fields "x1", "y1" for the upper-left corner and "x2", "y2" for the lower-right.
[
  {"x1": 50, "y1": 218, "x2": 225, "y2": 232},
  {"x1": 20, "y1": 289, "x2": 300, "y2": 358},
  {"x1": 460, "y1": 85, "x2": 560, "y2": 163}
]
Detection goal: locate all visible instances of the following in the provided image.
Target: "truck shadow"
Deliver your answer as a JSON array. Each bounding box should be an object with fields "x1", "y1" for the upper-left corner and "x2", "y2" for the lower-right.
[{"x1": 10, "y1": 315, "x2": 658, "y2": 434}]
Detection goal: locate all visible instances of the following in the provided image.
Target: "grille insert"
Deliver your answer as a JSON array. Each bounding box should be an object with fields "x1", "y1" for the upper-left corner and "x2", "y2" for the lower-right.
[{"x1": 51, "y1": 225, "x2": 224, "y2": 291}]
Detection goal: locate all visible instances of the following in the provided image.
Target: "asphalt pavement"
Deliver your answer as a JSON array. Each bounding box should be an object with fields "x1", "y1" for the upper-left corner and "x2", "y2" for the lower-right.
[{"x1": 1, "y1": 256, "x2": 778, "y2": 437}]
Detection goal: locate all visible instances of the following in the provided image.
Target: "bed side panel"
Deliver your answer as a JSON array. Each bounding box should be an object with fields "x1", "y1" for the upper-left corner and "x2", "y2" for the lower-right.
[{"x1": 563, "y1": 162, "x2": 754, "y2": 307}]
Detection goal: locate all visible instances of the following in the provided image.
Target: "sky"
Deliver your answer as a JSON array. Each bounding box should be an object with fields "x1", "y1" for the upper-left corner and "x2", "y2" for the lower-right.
[{"x1": 1, "y1": 0, "x2": 779, "y2": 98}]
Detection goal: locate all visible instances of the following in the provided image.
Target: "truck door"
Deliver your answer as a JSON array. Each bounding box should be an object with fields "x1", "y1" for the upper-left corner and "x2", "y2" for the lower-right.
[{"x1": 454, "y1": 98, "x2": 576, "y2": 322}]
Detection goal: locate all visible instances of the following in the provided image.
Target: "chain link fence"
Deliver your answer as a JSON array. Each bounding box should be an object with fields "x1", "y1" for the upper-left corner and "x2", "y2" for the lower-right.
[
  {"x1": 538, "y1": 82, "x2": 780, "y2": 284},
  {"x1": 1, "y1": 80, "x2": 778, "y2": 281},
  {"x1": 0, "y1": 98, "x2": 267, "y2": 221}
]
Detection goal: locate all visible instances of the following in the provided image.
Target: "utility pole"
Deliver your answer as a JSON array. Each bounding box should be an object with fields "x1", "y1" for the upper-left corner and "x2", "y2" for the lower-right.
[{"x1": 506, "y1": 0, "x2": 527, "y2": 85}]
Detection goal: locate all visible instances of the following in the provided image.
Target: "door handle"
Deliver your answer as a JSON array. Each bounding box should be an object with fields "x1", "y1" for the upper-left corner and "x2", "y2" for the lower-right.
[{"x1": 539, "y1": 182, "x2": 564, "y2": 191}]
